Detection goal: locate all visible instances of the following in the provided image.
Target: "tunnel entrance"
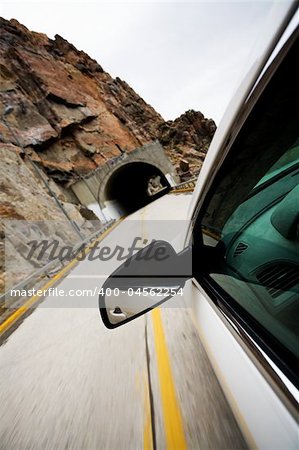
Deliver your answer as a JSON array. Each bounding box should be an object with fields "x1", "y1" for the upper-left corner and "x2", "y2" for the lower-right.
[{"x1": 102, "y1": 162, "x2": 170, "y2": 218}]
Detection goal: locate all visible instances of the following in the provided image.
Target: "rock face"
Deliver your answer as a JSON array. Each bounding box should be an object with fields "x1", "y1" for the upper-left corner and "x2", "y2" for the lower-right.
[
  {"x1": 0, "y1": 17, "x2": 216, "y2": 292},
  {"x1": 159, "y1": 110, "x2": 216, "y2": 179},
  {"x1": 0, "y1": 18, "x2": 215, "y2": 181}
]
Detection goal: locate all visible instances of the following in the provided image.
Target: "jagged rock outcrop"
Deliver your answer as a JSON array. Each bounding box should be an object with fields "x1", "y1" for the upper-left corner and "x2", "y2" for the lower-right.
[
  {"x1": 159, "y1": 110, "x2": 216, "y2": 178},
  {"x1": 0, "y1": 18, "x2": 216, "y2": 292},
  {"x1": 0, "y1": 18, "x2": 215, "y2": 183}
]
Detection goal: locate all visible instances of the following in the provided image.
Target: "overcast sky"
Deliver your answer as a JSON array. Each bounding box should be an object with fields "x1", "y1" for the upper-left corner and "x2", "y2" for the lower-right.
[{"x1": 1, "y1": 1, "x2": 274, "y2": 124}]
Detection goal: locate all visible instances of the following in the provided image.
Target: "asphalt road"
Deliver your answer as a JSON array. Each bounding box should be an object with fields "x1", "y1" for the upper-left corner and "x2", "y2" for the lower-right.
[{"x1": 0, "y1": 193, "x2": 246, "y2": 449}]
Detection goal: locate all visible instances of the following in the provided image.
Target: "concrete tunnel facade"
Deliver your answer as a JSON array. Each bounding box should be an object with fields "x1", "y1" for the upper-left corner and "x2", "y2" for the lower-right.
[{"x1": 71, "y1": 141, "x2": 179, "y2": 221}]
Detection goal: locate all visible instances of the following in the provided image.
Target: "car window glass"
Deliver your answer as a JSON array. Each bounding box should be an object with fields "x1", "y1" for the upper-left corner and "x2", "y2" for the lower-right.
[
  {"x1": 197, "y1": 33, "x2": 299, "y2": 370},
  {"x1": 255, "y1": 140, "x2": 299, "y2": 187}
]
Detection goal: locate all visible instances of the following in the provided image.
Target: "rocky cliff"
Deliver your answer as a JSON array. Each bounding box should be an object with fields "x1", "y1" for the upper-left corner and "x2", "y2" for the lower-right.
[
  {"x1": 0, "y1": 18, "x2": 216, "y2": 292},
  {"x1": 0, "y1": 18, "x2": 215, "y2": 180}
]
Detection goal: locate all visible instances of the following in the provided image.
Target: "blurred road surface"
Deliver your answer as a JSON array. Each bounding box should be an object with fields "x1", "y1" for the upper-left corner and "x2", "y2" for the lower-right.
[{"x1": 0, "y1": 193, "x2": 246, "y2": 449}]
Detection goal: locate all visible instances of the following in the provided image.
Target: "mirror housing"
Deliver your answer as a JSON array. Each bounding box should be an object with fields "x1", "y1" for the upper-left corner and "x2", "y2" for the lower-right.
[{"x1": 99, "y1": 240, "x2": 192, "y2": 328}]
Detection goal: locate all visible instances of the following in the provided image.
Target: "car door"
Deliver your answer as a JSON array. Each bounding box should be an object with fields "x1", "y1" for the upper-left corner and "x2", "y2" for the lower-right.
[{"x1": 188, "y1": 16, "x2": 299, "y2": 450}]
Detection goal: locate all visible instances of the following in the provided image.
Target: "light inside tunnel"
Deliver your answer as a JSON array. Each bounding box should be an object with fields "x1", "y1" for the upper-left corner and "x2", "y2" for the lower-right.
[{"x1": 103, "y1": 162, "x2": 170, "y2": 218}]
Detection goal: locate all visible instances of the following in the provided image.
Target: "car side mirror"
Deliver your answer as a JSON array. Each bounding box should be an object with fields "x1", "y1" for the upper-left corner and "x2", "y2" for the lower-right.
[{"x1": 99, "y1": 240, "x2": 192, "y2": 328}]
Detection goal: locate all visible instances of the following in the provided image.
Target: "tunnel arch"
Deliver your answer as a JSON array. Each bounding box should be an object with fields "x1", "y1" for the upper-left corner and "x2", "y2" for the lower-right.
[{"x1": 99, "y1": 161, "x2": 170, "y2": 219}]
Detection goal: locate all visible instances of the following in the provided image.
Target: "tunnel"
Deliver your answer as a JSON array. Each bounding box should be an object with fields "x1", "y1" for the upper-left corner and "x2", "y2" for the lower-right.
[{"x1": 102, "y1": 162, "x2": 170, "y2": 218}]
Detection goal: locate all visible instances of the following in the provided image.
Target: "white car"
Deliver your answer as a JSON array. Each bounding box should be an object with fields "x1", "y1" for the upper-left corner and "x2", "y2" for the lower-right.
[{"x1": 100, "y1": 3, "x2": 299, "y2": 448}]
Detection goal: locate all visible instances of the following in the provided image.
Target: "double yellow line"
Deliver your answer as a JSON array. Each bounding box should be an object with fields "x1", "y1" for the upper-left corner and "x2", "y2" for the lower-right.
[
  {"x1": 141, "y1": 206, "x2": 187, "y2": 450},
  {"x1": 151, "y1": 309, "x2": 187, "y2": 450}
]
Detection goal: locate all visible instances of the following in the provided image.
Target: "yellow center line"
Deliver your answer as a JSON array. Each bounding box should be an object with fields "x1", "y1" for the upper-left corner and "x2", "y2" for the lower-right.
[
  {"x1": 139, "y1": 205, "x2": 187, "y2": 449},
  {"x1": 151, "y1": 308, "x2": 187, "y2": 450},
  {"x1": 0, "y1": 219, "x2": 122, "y2": 336}
]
